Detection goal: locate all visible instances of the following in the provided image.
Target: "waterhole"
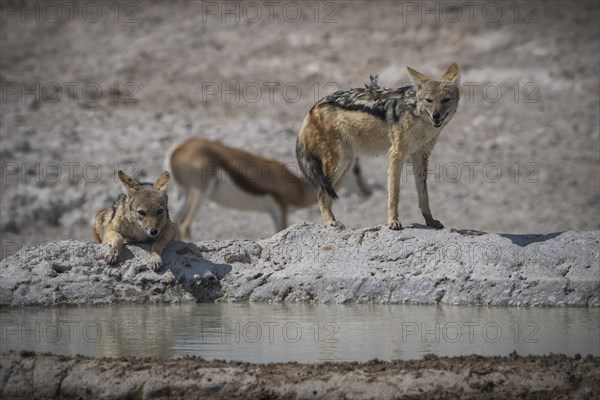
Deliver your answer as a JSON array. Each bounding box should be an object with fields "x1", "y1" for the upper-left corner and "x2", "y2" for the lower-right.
[{"x1": 1, "y1": 304, "x2": 598, "y2": 363}]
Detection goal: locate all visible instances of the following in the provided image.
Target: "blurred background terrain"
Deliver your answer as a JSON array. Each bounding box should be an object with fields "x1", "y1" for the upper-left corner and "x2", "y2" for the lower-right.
[{"x1": 1, "y1": 0, "x2": 599, "y2": 258}]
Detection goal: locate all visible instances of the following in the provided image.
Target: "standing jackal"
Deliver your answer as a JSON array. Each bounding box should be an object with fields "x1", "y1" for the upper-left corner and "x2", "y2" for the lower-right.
[
  {"x1": 296, "y1": 63, "x2": 461, "y2": 230},
  {"x1": 93, "y1": 170, "x2": 176, "y2": 271}
]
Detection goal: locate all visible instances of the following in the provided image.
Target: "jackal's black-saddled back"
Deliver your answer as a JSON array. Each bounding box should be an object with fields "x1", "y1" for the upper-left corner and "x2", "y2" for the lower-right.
[{"x1": 313, "y1": 83, "x2": 417, "y2": 124}]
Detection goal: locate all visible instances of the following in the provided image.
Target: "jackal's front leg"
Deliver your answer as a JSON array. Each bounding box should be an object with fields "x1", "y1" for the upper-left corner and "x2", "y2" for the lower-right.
[
  {"x1": 413, "y1": 147, "x2": 444, "y2": 229},
  {"x1": 103, "y1": 230, "x2": 124, "y2": 265},
  {"x1": 387, "y1": 146, "x2": 406, "y2": 230},
  {"x1": 149, "y1": 222, "x2": 176, "y2": 271}
]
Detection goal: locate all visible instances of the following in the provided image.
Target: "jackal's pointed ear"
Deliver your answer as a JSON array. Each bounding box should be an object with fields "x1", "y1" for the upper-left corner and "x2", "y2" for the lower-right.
[
  {"x1": 154, "y1": 171, "x2": 171, "y2": 192},
  {"x1": 442, "y1": 63, "x2": 461, "y2": 84},
  {"x1": 406, "y1": 66, "x2": 429, "y2": 88},
  {"x1": 118, "y1": 170, "x2": 139, "y2": 193}
]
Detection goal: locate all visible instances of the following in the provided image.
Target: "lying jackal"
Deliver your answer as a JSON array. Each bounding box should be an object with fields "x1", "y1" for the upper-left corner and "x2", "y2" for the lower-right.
[
  {"x1": 165, "y1": 138, "x2": 371, "y2": 242},
  {"x1": 93, "y1": 170, "x2": 176, "y2": 271},
  {"x1": 296, "y1": 63, "x2": 461, "y2": 230}
]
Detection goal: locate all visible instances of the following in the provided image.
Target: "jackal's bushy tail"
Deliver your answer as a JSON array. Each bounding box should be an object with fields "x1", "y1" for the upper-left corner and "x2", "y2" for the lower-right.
[{"x1": 296, "y1": 139, "x2": 338, "y2": 200}]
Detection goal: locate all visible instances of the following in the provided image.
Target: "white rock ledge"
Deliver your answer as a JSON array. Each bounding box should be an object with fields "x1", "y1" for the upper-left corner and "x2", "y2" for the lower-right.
[{"x1": 1, "y1": 223, "x2": 598, "y2": 307}]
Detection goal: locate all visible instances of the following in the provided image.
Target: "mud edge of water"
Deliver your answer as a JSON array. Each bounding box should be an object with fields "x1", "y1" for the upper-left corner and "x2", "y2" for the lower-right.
[{"x1": 1, "y1": 351, "x2": 599, "y2": 399}]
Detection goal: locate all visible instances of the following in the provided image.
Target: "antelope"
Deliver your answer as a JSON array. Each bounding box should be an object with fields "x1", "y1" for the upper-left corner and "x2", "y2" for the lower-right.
[{"x1": 165, "y1": 138, "x2": 371, "y2": 241}]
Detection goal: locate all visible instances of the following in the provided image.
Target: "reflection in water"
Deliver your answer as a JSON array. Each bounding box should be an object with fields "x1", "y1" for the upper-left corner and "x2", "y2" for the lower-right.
[{"x1": 1, "y1": 304, "x2": 598, "y2": 363}]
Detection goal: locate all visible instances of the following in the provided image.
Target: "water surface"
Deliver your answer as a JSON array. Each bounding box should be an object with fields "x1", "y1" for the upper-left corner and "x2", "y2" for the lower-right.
[{"x1": 1, "y1": 304, "x2": 598, "y2": 363}]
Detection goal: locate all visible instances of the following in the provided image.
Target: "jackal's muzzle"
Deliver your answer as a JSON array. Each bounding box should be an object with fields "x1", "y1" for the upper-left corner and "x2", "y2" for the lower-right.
[{"x1": 431, "y1": 112, "x2": 448, "y2": 128}]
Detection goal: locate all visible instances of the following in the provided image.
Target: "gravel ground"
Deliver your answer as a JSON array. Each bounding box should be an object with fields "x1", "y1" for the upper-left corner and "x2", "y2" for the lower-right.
[{"x1": 1, "y1": 1, "x2": 599, "y2": 259}]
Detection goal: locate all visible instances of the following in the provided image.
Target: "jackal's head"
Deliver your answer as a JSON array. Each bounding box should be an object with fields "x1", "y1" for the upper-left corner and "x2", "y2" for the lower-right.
[
  {"x1": 407, "y1": 63, "x2": 461, "y2": 128},
  {"x1": 118, "y1": 170, "x2": 171, "y2": 238}
]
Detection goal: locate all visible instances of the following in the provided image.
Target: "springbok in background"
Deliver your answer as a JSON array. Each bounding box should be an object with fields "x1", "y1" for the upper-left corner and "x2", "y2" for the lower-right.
[{"x1": 165, "y1": 138, "x2": 371, "y2": 242}]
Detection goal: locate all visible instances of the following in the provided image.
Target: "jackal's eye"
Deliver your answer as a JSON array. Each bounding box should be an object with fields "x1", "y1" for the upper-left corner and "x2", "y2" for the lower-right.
[
  {"x1": 425, "y1": 98, "x2": 433, "y2": 103},
  {"x1": 442, "y1": 98, "x2": 451, "y2": 103},
  {"x1": 137, "y1": 210, "x2": 146, "y2": 217},
  {"x1": 157, "y1": 209, "x2": 164, "y2": 215}
]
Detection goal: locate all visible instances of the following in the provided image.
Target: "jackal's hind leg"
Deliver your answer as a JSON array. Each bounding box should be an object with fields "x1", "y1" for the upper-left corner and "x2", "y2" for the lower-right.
[
  {"x1": 353, "y1": 158, "x2": 372, "y2": 198},
  {"x1": 317, "y1": 188, "x2": 344, "y2": 229},
  {"x1": 318, "y1": 160, "x2": 354, "y2": 229}
]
